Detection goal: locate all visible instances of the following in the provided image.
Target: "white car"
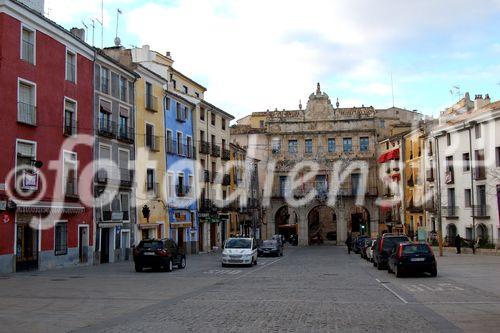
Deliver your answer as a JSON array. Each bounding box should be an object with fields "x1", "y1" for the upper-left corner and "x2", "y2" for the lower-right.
[
  {"x1": 366, "y1": 240, "x2": 376, "y2": 262},
  {"x1": 222, "y1": 238, "x2": 258, "y2": 267}
]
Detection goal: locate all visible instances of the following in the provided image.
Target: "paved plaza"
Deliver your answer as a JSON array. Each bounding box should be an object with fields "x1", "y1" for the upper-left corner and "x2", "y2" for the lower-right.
[{"x1": 0, "y1": 247, "x2": 499, "y2": 332}]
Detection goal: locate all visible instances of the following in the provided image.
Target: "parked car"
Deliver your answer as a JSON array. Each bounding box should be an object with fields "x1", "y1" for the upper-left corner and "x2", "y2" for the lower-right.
[
  {"x1": 353, "y1": 235, "x2": 369, "y2": 254},
  {"x1": 222, "y1": 237, "x2": 258, "y2": 267},
  {"x1": 258, "y1": 239, "x2": 283, "y2": 257},
  {"x1": 373, "y1": 234, "x2": 410, "y2": 270},
  {"x1": 388, "y1": 242, "x2": 437, "y2": 277},
  {"x1": 366, "y1": 240, "x2": 376, "y2": 262},
  {"x1": 133, "y1": 239, "x2": 186, "y2": 272},
  {"x1": 360, "y1": 238, "x2": 373, "y2": 259}
]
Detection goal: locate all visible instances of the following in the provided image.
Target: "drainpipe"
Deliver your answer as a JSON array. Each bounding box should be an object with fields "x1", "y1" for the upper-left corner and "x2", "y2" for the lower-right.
[
  {"x1": 467, "y1": 121, "x2": 477, "y2": 254},
  {"x1": 435, "y1": 134, "x2": 443, "y2": 257}
]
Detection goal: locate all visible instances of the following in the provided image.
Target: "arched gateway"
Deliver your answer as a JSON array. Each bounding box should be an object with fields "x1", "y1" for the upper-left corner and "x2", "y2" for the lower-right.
[
  {"x1": 307, "y1": 205, "x2": 337, "y2": 245},
  {"x1": 275, "y1": 206, "x2": 299, "y2": 244}
]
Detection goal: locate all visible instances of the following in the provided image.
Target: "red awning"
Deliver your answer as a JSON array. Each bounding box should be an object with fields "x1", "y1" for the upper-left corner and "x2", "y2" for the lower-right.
[
  {"x1": 378, "y1": 152, "x2": 388, "y2": 163},
  {"x1": 378, "y1": 149, "x2": 400, "y2": 163}
]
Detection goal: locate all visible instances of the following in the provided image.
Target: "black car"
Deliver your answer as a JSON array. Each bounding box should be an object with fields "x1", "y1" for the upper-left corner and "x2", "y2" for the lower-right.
[
  {"x1": 373, "y1": 234, "x2": 410, "y2": 270},
  {"x1": 388, "y1": 242, "x2": 437, "y2": 277},
  {"x1": 133, "y1": 239, "x2": 186, "y2": 272},
  {"x1": 353, "y1": 235, "x2": 369, "y2": 254},
  {"x1": 258, "y1": 239, "x2": 283, "y2": 257},
  {"x1": 360, "y1": 238, "x2": 373, "y2": 259}
]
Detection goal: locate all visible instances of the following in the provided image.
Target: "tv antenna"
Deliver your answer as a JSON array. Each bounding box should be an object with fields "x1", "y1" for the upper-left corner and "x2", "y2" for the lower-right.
[
  {"x1": 81, "y1": 21, "x2": 88, "y2": 43},
  {"x1": 114, "y1": 9, "x2": 122, "y2": 46}
]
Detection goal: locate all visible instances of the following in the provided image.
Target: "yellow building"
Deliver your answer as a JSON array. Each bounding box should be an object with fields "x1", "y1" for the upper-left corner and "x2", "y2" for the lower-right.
[
  {"x1": 229, "y1": 143, "x2": 246, "y2": 237},
  {"x1": 403, "y1": 128, "x2": 426, "y2": 240}
]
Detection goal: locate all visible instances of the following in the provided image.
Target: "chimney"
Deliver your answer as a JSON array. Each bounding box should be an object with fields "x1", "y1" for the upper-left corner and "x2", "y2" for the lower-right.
[
  {"x1": 166, "y1": 51, "x2": 171, "y2": 58},
  {"x1": 485, "y1": 94, "x2": 491, "y2": 104},
  {"x1": 18, "y1": 0, "x2": 45, "y2": 14},
  {"x1": 474, "y1": 94, "x2": 486, "y2": 111},
  {"x1": 70, "y1": 28, "x2": 85, "y2": 41}
]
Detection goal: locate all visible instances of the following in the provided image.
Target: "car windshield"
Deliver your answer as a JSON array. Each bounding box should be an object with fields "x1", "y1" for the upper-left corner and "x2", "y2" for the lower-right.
[
  {"x1": 225, "y1": 239, "x2": 252, "y2": 249},
  {"x1": 402, "y1": 244, "x2": 431, "y2": 255},
  {"x1": 262, "y1": 240, "x2": 277, "y2": 247},
  {"x1": 383, "y1": 237, "x2": 409, "y2": 251},
  {"x1": 138, "y1": 241, "x2": 162, "y2": 250}
]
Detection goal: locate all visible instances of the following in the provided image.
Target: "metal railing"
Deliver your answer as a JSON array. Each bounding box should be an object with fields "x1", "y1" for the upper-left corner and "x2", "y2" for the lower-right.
[
  {"x1": 18, "y1": 102, "x2": 36, "y2": 125},
  {"x1": 65, "y1": 179, "x2": 78, "y2": 198},
  {"x1": 442, "y1": 206, "x2": 458, "y2": 217},
  {"x1": 186, "y1": 145, "x2": 196, "y2": 159},
  {"x1": 472, "y1": 204, "x2": 489, "y2": 218},
  {"x1": 145, "y1": 135, "x2": 161, "y2": 152},
  {"x1": 211, "y1": 144, "x2": 221, "y2": 157},
  {"x1": 199, "y1": 141, "x2": 210, "y2": 155},
  {"x1": 145, "y1": 95, "x2": 158, "y2": 112},
  {"x1": 119, "y1": 169, "x2": 134, "y2": 186},
  {"x1": 63, "y1": 123, "x2": 77, "y2": 136},
  {"x1": 222, "y1": 147, "x2": 231, "y2": 160},
  {"x1": 175, "y1": 184, "x2": 192, "y2": 197},
  {"x1": 118, "y1": 126, "x2": 134, "y2": 143},
  {"x1": 98, "y1": 118, "x2": 116, "y2": 138}
]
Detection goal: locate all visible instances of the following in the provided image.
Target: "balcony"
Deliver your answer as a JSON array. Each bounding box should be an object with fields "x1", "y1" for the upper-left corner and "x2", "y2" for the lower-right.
[
  {"x1": 145, "y1": 95, "x2": 158, "y2": 112},
  {"x1": 472, "y1": 204, "x2": 490, "y2": 218},
  {"x1": 119, "y1": 168, "x2": 134, "y2": 187},
  {"x1": 18, "y1": 102, "x2": 37, "y2": 125},
  {"x1": 98, "y1": 118, "x2": 116, "y2": 138},
  {"x1": 426, "y1": 169, "x2": 434, "y2": 182},
  {"x1": 199, "y1": 141, "x2": 210, "y2": 155},
  {"x1": 146, "y1": 182, "x2": 159, "y2": 198},
  {"x1": 118, "y1": 126, "x2": 135, "y2": 143},
  {"x1": 186, "y1": 145, "x2": 196, "y2": 159},
  {"x1": 63, "y1": 123, "x2": 77, "y2": 136},
  {"x1": 425, "y1": 200, "x2": 436, "y2": 212},
  {"x1": 65, "y1": 179, "x2": 78, "y2": 198},
  {"x1": 166, "y1": 139, "x2": 176, "y2": 154},
  {"x1": 176, "y1": 184, "x2": 191, "y2": 197},
  {"x1": 442, "y1": 206, "x2": 458, "y2": 218},
  {"x1": 211, "y1": 144, "x2": 221, "y2": 158},
  {"x1": 202, "y1": 170, "x2": 210, "y2": 183},
  {"x1": 176, "y1": 108, "x2": 187, "y2": 122},
  {"x1": 222, "y1": 174, "x2": 231, "y2": 186},
  {"x1": 199, "y1": 199, "x2": 216, "y2": 213},
  {"x1": 407, "y1": 199, "x2": 423, "y2": 213},
  {"x1": 145, "y1": 135, "x2": 161, "y2": 152},
  {"x1": 221, "y1": 147, "x2": 231, "y2": 161},
  {"x1": 473, "y1": 167, "x2": 486, "y2": 180},
  {"x1": 445, "y1": 170, "x2": 454, "y2": 184}
]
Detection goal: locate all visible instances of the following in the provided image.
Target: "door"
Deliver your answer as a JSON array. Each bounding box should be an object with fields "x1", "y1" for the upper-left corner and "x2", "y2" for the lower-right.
[
  {"x1": 198, "y1": 222, "x2": 204, "y2": 252},
  {"x1": 100, "y1": 228, "x2": 110, "y2": 264},
  {"x1": 78, "y1": 226, "x2": 89, "y2": 263},
  {"x1": 177, "y1": 228, "x2": 184, "y2": 251},
  {"x1": 221, "y1": 220, "x2": 227, "y2": 244},
  {"x1": 16, "y1": 222, "x2": 38, "y2": 272},
  {"x1": 121, "y1": 231, "x2": 130, "y2": 261},
  {"x1": 210, "y1": 223, "x2": 216, "y2": 249}
]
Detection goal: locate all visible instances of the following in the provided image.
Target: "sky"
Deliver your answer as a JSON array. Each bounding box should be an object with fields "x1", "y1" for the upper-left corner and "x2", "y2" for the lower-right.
[{"x1": 45, "y1": 0, "x2": 500, "y2": 120}]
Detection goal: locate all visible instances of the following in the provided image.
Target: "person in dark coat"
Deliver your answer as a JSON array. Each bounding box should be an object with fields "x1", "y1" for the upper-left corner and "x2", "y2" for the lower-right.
[
  {"x1": 455, "y1": 234, "x2": 462, "y2": 254},
  {"x1": 345, "y1": 234, "x2": 352, "y2": 254}
]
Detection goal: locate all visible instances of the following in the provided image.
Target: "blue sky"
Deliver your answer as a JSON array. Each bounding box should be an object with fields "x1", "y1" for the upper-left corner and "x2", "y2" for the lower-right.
[{"x1": 45, "y1": 0, "x2": 500, "y2": 119}]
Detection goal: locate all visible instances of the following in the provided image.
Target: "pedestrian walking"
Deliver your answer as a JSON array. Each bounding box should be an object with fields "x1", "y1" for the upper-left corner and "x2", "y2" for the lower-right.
[
  {"x1": 345, "y1": 234, "x2": 352, "y2": 254},
  {"x1": 455, "y1": 233, "x2": 462, "y2": 254}
]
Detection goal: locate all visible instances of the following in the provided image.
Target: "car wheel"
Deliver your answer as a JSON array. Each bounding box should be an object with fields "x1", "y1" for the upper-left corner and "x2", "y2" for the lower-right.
[
  {"x1": 222, "y1": 263, "x2": 227, "y2": 267},
  {"x1": 387, "y1": 265, "x2": 393, "y2": 274},
  {"x1": 165, "y1": 259, "x2": 173, "y2": 272},
  {"x1": 394, "y1": 265, "x2": 402, "y2": 278},
  {"x1": 430, "y1": 268, "x2": 437, "y2": 277},
  {"x1": 377, "y1": 262, "x2": 383, "y2": 270},
  {"x1": 254, "y1": 257, "x2": 258, "y2": 265},
  {"x1": 135, "y1": 264, "x2": 143, "y2": 272},
  {"x1": 178, "y1": 257, "x2": 186, "y2": 269}
]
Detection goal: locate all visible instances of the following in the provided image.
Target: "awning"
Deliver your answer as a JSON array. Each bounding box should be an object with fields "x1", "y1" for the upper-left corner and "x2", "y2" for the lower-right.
[
  {"x1": 138, "y1": 223, "x2": 160, "y2": 229},
  {"x1": 13, "y1": 201, "x2": 85, "y2": 214},
  {"x1": 378, "y1": 149, "x2": 400, "y2": 163}
]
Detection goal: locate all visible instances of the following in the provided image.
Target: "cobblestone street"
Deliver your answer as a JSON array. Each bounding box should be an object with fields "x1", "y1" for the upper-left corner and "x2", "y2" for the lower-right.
[{"x1": 1, "y1": 246, "x2": 500, "y2": 333}]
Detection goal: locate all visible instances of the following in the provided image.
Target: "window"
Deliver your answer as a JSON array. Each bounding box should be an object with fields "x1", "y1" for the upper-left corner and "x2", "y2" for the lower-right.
[
  {"x1": 445, "y1": 156, "x2": 454, "y2": 183},
  {"x1": 195, "y1": 92, "x2": 200, "y2": 98},
  {"x1": 54, "y1": 222, "x2": 68, "y2": 255},
  {"x1": 343, "y1": 138, "x2": 352, "y2": 152},
  {"x1": 463, "y1": 153, "x2": 470, "y2": 171},
  {"x1": 177, "y1": 132, "x2": 183, "y2": 156},
  {"x1": 272, "y1": 138, "x2": 281, "y2": 154},
  {"x1": 428, "y1": 140, "x2": 433, "y2": 156},
  {"x1": 146, "y1": 169, "x2": 155, "y2": 191},
  {"x1": 119, "y1": 115, "x2": 129, "y2": 138},
  {"x1": 360, "y1": 137, "x2": 369, "y2": 152},
  {"x1": 111, "y1": 73, "x2": 119, "y2": 97},
  {"x1": 474, "y1": 149, "x2": 485, "y2": 180},
  {"x1": 65, "y1": 50, "x2": 76, "y2": 82},
  {"x1": 379, "y1": 119, "x2": 385, "y2": 128},
  {"x1": 167, "y1": 173, "x2": 174, "y2": 198},
  {"x1": 119, "y1": 77, "x2": 127, "y2": 101},
  {"x1": 145, "y1": 124, "x2": 155, "y2": 150},
  {"x1": 200, "y1": 107, "x2": 205, "y2": 121},
  {"x1": 16, "y1": 141, "x2": 37, "y2": 190},
  {"x1": 99, "y1": 100, "x2": 112, "y2": 133},
  {"x1": 464, "y1": 189, "x2": 471, "y2": 207},
  {"x1": 328, "y1": 138, "x2": 335, "y2": 153},
  {"x1": 447, "y1": 188, "x2": 456, "y2": 209},
  {"x1": 101, "y1": 67, "x2": 109, "y2": 94},
  {"x1": 166, "y1": 130, "x2": 174, "y2": 153},
  {"x1": 128, "y1": 81, "x2": 134, "y2": 104},
  {"x1": 222, "y1": 118, "x2": 226, "y2": 130},
  {"x1": 288, "y1": 140, "x2": 298, "y2": 154},
  {"x1": 188, "y1": 175, "x2": 194, "y2": 197},
  {"x1": 186, "y1": 136, "x2": 193, "y2": 158},
  {"x1": 475, "y1": 123, "x2": 481, "y2": 139},
  {"x1": 63, "y1": 151, "x2": 77, "y2": 196},
  {"x1": 21, "y1": 26, "x2": 35, "y2": 64},
  {"x1": 496, "y1": 147, "x2": 500, "y2": 167},
  {"x1": 446, "y1": 133, "x2": 451, "y2": 146},
  {"x1": 118, "y1": 149, "x2": 131, "y2": 183},
  {"x1": 211, "y1": 112, "x2": 216, "y2": 126},
  {"x1": 305, "y1": 139, "x2": 313, "y2": 153},
  {"x1": 183, "y1": 85, "x2": 188, "y2": 94},
  {"x1": 18, "y1": 80, "x2": 36, "y2": 125},
  {"x1": 172, "y1": 79, "x2": 177, "y2": 89},
  {"x1": 64, "y1": 99, "x2": 76, "y2": 136},
  {"x1": 260, "y1": 120, "x2": 265, "y2": 128},
  {"x1": 120, "y1": 193, "x2": 130, "y2": 221},
  {"x1": 145, "y1": 82, "x2": 155, "y2": 110},
  {"x1": 165, "y1": 97, "x2": 171, "y2": 111}
]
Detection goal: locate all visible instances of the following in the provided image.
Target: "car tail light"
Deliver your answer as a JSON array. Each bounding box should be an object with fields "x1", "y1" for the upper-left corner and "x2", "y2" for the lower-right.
[
  {"x1": 397, "y1": 245, "x2": 403, "y2": 258},
  {"x1": 378, "y1": 240, "x2": 383, "y2": 253},
  {"x1": 427, "y1": 244, "x2": 435, "y2": 257}
]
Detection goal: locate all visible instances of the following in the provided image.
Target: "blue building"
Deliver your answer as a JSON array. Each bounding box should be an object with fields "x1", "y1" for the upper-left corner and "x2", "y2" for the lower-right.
[{"x1": 163, "y1": 93, "x2": 198, "y2": 253}]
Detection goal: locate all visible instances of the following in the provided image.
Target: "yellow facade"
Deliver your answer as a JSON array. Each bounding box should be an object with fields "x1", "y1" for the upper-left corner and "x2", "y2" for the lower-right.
[
  {"x1": 229, "y1": 143, "x2": 246, "y2": 237},
  {"x1": 135, "y1": 67, "x2": 168, "y2": 241},
  {"x1": 403, "y1": 129, "x2": 426, "y2": 239}
]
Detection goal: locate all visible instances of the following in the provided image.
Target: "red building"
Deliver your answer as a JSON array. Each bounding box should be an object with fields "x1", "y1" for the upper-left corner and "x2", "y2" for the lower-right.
[{"x1": 0, "y1": 0, "x2": 94, "y2": 272}]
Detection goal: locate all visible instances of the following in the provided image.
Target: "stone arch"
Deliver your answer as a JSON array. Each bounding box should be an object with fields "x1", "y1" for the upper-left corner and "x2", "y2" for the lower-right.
[
  {"x1": 348, "y1": 205, "x2": 370, "y2": 236},
  {"x1": 476, "y1": 223, "x2": 488, "y2": 242},
  {"x1": 273, "y1": 205, "x2": 299, "y2": 244},
  {"x1": 307, "y1": 205, "x2": 337, "y2": 245},
  {"x1": 445, "y1": 223, "x2": 457, "y2": 245}
]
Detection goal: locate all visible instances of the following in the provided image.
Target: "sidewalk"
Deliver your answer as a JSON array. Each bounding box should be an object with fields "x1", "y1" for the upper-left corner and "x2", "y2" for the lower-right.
[{"x1": 432, "y1": 246, "x2": 500, "y2": 256}]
